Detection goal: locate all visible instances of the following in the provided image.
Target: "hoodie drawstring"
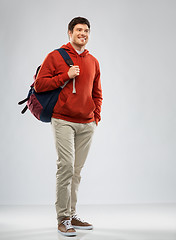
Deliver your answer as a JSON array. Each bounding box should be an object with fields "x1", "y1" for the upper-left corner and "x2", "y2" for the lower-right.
[
  {"x1": 72, "y1": 78, "x2": 76, "y2": 94},
  {"x1": 60, "y1": 78, "x2": 76, "y2": 94},
  {"x1": 70, "y1": 65, "x2": 76, "y2": 94}
]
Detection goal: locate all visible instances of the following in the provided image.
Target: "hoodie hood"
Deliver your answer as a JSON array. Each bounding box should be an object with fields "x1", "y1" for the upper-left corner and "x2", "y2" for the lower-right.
[{"x1": 61, "y1": 42, "x2": 89, "y2": 57}]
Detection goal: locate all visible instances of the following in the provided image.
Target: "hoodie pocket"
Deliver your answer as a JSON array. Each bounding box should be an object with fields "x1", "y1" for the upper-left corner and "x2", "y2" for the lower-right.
[{"x1": 61, "y1": 94, "x2": 95, "y2": 119}]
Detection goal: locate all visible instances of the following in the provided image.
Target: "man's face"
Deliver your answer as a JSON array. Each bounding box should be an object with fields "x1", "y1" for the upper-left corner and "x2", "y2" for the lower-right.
[{"x1": 68, "y1": 24, "x2": 90, "y2": 48}]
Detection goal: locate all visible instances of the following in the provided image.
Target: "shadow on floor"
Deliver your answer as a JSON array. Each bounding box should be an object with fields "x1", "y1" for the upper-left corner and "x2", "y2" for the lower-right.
[{"x1": 0, "y1": 227, "x2": 176, "y2": 240}]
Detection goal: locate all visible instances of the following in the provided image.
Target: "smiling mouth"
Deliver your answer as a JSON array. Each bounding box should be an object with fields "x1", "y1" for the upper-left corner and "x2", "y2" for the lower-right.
[{"x1": 78, "y1": 37, "x2": 86, "y2": 41}]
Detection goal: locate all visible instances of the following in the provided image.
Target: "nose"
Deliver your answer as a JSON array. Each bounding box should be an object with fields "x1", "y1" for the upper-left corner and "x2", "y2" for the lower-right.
[{"x1": 80, "y1": 31, "x2": 86, "y2": 36}]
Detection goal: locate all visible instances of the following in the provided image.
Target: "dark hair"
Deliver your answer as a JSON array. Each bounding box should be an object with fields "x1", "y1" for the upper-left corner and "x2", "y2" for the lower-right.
[{"x1": 68, "y1": 17, "x2": 90, "y2": 32}]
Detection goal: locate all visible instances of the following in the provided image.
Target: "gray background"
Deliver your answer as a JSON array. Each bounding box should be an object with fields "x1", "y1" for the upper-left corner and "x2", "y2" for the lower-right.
[{"x1": 0, "y1": 0, "x2": 176, "y2": 205}]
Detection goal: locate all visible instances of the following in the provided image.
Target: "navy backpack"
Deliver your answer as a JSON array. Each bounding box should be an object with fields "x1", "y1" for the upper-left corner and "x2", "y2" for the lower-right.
[{"x1": 18, "y1": 48, "x2": 73, "y2": 123}]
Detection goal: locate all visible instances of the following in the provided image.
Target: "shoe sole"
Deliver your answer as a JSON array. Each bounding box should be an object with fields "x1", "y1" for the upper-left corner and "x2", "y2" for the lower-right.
[
  {"x1": 72, "y1": 225, "x2": 93, "y2": 230},
  {"x1": 58, "y1": 229, "x2": 77, "y2": 236}
]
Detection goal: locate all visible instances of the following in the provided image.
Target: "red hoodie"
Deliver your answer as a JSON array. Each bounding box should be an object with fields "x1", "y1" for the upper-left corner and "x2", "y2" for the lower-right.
[{"x1": 34, "y1": 42, "x2": 103, "y2": 124}]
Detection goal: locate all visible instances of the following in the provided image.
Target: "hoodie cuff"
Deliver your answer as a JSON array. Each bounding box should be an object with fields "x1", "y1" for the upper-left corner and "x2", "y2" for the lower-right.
[
  {"x1": 95, "y1": 118, "x2": 99, "y2": 126},
  {"x1": 60, "y1": 72, "x2": 70, "y2": 83},
  {"x1": 94, "y1": 116, "x2": 100, "y2": 125}
]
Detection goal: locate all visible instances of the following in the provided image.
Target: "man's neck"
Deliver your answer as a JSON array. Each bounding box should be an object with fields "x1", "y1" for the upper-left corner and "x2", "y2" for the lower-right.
[{"x1": 70, "y1": 41, "x2": 85, "y2": 52}]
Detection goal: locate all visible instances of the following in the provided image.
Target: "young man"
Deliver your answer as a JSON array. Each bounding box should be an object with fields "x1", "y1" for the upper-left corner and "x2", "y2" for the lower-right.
[{"x1": 34, "y1": 17, "x2": 103, "y2": 237}]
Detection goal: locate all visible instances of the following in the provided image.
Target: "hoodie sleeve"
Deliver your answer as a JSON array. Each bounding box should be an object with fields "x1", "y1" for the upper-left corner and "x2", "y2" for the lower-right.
[
  {"x1": 34, "y1": 51, "x2": 70, "y2": 92},
  {"x1": 92, "y1": 61, "x2": 103, "y2": 125}
]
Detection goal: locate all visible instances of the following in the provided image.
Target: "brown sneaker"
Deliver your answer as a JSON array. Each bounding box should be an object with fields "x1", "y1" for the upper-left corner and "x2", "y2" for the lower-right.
[
  {"x1": 71, "y1": 214, "x2": 93, "y2": 230},
  {"x1": 58, "y1": 218, "x2": 77, "y2": 236}
]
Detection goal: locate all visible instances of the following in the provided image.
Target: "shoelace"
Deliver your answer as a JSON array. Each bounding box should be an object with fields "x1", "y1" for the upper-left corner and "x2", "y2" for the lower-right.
[
  {"x1": 72, "y1": 214, "x2": 85, "y2": 223},
  {"x1": 61, "y1": 219, "x2": 73, "y2": 230}
]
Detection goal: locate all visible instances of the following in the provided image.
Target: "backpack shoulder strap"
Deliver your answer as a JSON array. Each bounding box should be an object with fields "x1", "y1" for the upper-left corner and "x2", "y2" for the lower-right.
[{"x1": 56, "y1": 48, "x2": 74, "y2": 67}]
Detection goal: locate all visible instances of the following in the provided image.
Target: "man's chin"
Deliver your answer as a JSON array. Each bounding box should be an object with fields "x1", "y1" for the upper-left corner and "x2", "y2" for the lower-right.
[
  {"x1": 76, "y1": 43, "x2": 87, "y2": 48},
  {"x1": 79, "y1": 41, "x2": 86, "y2": 45},
  {"x1": 77, "y1": 40, "x2": 88, "y2": 46}
]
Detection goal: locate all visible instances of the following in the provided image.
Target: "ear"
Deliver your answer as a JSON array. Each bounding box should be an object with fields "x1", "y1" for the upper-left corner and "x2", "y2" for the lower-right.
[{"x1": 68, "y1": 30, "x2": 73, "y2": 40}]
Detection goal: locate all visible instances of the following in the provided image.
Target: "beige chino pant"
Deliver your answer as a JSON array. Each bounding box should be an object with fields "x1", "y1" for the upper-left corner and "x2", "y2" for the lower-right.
[{"x1": 51, "y1": 118, "x2": 96, "y2": 223}]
